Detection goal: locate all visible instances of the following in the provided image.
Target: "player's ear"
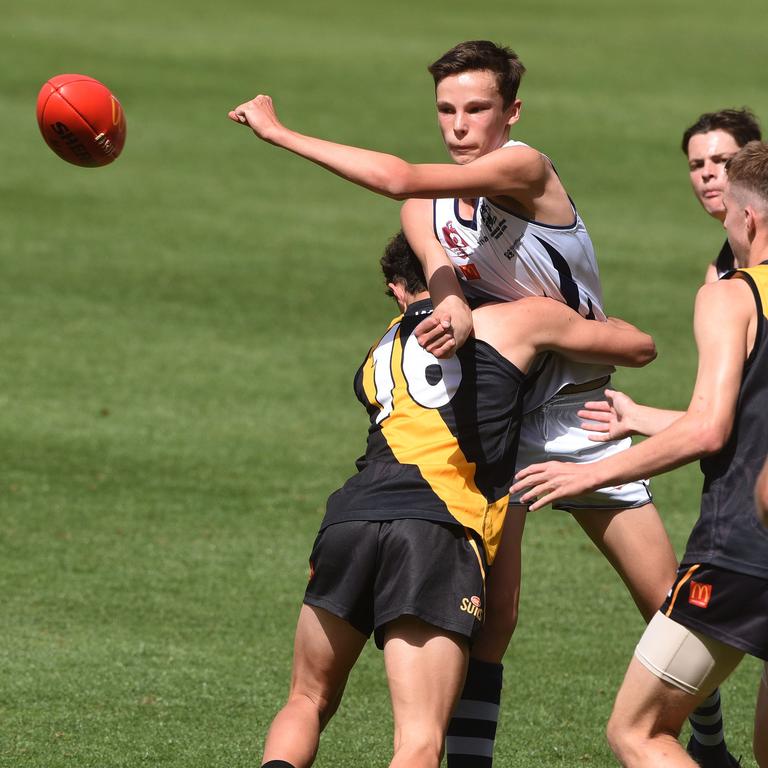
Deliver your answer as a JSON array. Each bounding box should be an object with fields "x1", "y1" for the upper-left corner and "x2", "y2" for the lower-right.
[
  {"x1": 389, "y1": 281, "x2": 408, "y2": 312},
  {"x1": 745, "y1": 205, "x2": 758, "y2": 241},
  {"x1": 505, "y1": 99, "x2": 522, "y2": 127}
]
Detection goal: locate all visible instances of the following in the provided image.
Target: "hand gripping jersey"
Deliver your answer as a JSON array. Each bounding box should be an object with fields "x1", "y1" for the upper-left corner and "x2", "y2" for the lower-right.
[
  {"x1": 321, "y1": 299, "x2": 525, "y2": 564},
  {"x1": 685, "y1": 264, "x2": 768, "y2": 579},
  {"x1": 433, "y1": 140, "x2": 612, "y2": 410}
]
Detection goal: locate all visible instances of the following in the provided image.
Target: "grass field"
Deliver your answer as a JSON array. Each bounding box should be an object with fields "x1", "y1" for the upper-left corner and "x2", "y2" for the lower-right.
[{"x1": 2, "y1": 1, "x2": 768, "y2": 765}]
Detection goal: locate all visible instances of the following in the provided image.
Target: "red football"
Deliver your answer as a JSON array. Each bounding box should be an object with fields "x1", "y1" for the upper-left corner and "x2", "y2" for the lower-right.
[{"x1": 36, "y1": 74, "x2": 127, "y2": 167}]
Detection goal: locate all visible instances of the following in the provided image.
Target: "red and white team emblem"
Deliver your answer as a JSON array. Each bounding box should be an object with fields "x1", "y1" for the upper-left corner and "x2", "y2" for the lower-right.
[{"x1": 442, "y1": 221, "x2": 471, "y2": 258}]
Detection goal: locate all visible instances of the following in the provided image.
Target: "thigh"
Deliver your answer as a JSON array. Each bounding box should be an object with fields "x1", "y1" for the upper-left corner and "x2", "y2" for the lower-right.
[
  {"x1": 634, "y1": 612, "x2": 744, "y2": 698},
  {"x1": 383, "y1": 616, "x2": 468, "y2": 745},
  {"x1": 611, "y1": 618, "x2": 744, "y2": 749},
  {"x1": 572, "y1": 503, "x2": 677, "y2": 620},
  {"x1": 290, "y1": 604, "x2": 368, "y2": 707}
]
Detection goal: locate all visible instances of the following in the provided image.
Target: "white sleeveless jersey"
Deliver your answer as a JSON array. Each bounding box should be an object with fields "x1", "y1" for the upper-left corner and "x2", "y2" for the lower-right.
[{"x1": 433, "y1": 140, "x2": 612, "y2": 411}]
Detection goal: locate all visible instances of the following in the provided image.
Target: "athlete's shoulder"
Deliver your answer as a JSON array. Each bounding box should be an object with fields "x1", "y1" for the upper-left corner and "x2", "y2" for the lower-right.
[
  {"x1": 485, "y1": 140, "x2": 545, "y2": 176},
  {"x1": 694, "y1": 277, "x2": 754, "y2": 332}
]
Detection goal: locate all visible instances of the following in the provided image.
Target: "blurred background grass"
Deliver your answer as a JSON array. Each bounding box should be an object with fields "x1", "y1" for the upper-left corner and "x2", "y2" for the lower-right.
[{"x1": 1, "y1": 0, "x2": 767, "y2": 765}]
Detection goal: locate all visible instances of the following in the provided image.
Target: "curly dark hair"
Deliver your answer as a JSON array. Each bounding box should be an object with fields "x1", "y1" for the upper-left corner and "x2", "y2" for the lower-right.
[{"x1": 380, "y1": 231, "x2": 427, "y2": 296}]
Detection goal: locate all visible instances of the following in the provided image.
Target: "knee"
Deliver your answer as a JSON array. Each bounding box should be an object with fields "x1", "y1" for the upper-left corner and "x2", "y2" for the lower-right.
[
  {"x1": 607, "y1": 709, "x2": 681, "y2": 765},
  {"x1": 607, "y1": 710, "x2": 646, "y2": 765},
  {"x1": 485, "y1": 584, "x2": 520, "y2": 637},
  {"x1": 286, "y1": 688, "x2": 336, "y2": 728}
]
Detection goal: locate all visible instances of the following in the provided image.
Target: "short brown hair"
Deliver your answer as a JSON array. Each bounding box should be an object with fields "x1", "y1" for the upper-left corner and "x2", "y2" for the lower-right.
[
  {"x1": 681, "y1": 108, "x2": 761, "y2": 154},
  {"x1": 381, "y1": 231, "x2": 427, "y2": 295},
  {"x1": 726, "y1": 141, "x2": 768, "y2": 205},
  {"x1": 428, "y1": 40, "x2": 526, "y2": 108}
]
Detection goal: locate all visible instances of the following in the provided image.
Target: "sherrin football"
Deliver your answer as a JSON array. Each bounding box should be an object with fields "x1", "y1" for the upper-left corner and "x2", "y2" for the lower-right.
[{"x1": 36, "y1": 74, "x2": 126, "y2": 167}]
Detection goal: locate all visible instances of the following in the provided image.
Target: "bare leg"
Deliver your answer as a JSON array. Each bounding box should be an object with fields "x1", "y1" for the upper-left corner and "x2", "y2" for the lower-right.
[
  {"x1": 607, "y1": 655, "x2": 740, "y2": 768},
  {"x1": 471, "y1": 504, "x2": 527, "y2": 663},
  {"x1": 570, "y1": 502, "x2": 677, "y2": 621},
  {"x1": 755, "y1": 664, "x2": 768, "y2": 767},
  {"x1": 261, "y1": 605, "x2": 367, "y2": 768},
  {"x1": 384, "y1": 616, "x2": 468, "y2": 768}
]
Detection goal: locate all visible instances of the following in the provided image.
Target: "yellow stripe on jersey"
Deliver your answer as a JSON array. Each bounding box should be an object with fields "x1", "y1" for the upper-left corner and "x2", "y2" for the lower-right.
[
  {"x1": 737, "y1": 265, "x2": 768, "y2": 318},
  {"x1": 362, "y1": 325, "x2": 508, "y2": 563}
]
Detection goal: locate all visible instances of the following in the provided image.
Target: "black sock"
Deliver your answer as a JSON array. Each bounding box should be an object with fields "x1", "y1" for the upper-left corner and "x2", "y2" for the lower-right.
[
  {"x1": 446, "y1": 658, "x2": 503, "y2": 768},
  {"x1": 261, "y1": 761, "x2": 296, "y2": 768}
]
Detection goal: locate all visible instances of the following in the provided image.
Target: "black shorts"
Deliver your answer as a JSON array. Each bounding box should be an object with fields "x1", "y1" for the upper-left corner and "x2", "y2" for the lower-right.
[
  {"x1": 661, "y1": 562, "x2": 768, "y2": 661},
  {"x1": 304, "y1": 519, "x2": 487, "y2": 649}
]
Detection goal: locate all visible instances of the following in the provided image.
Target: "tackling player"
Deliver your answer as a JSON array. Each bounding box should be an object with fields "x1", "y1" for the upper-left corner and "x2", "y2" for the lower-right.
[
  {"x1": 259, "y1": 232, "x2": 655, "y2": 768},
  {"x1": 683, "y1": 108, "x2": 761, "y2": 283},
  {"x1": 511, "y1": 141, "x2": 768, "y2": 768},
  {"x1": 229, "y1": 41, "x2": 725, "y2": 767}
]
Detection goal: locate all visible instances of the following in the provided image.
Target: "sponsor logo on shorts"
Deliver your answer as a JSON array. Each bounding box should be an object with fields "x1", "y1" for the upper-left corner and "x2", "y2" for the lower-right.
[
  {"x1": 460, "y1": 595, "x2": 483, "y2": 621},
  {"x1": 688, "y1": 581, "x2": 712, "y2": 608},
  {"x1": 308, "y1": 560, "x2": 315, "y2": 583}
]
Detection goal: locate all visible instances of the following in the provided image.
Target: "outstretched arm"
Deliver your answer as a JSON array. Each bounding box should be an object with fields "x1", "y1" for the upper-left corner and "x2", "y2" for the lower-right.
[
  {"x1": 401, "y1": 198, "x2": 472, "y2": 357},
  {"x1": 228, "y1": 95, "x2": 546, "y2": 200},
  {"x1": 511, "y1": 280, "x2": 753, "y2": 510}
]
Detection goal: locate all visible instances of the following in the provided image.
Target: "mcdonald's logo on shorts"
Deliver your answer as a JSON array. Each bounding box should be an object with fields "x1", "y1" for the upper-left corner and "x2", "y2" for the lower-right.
[{"x1": 688, "y1": 581, "x2": 713, "y2": 608}]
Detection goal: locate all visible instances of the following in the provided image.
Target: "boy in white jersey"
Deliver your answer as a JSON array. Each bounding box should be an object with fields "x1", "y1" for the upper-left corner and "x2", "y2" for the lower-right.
[{"x1": 228, "y1": 40, "x2": 729, "y2": 767}]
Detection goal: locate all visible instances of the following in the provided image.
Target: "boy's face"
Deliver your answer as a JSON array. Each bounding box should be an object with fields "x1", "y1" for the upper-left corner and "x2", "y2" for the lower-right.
[
  {"x1": 687, "y1": 130, "x2": 741, "y2": 221},
  {"x1": 435, "y1": 70, "x2": 521, "y2": 165}
]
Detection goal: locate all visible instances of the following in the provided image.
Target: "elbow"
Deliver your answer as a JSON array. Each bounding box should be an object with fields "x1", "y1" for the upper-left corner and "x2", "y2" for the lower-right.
[
  {"x1": 695, "y1": 423, "x2": 730, "y2": 456},
  {"x1": 379, "y1": 165, "x2": 417, "y2": 200},
  {"x1": 625, "y1": 336, "x2": 657, "y2": 367}
]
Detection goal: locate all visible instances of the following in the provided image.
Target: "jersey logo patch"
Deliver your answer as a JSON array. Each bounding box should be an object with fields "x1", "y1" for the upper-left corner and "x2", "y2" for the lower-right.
[
  {"x1": 442, "y1": 221, "x2": 471, "y2": 258},
  {"x1": 458, "y1": 263, "x2": 481, "y2": 280},
  {"x1": 688, "y1": 581, "x2": 712, "y2": 608}
]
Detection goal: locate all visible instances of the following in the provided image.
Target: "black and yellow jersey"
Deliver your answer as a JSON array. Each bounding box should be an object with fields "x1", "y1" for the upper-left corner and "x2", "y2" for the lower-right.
[
  {"x1": 321, "y1": 299, "x2": 525, "y2": 564},
  {"x1": 687, "y1": 263, "x2": 768, "y2": 578}
]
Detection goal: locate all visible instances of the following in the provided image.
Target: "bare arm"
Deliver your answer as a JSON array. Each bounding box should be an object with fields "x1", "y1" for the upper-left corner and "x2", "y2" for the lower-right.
[
  {"x1": 756, "y1": 457, "x2": 768, "y2": 528},
  {"x1": 401, "y1": 198, "x2": 472, "y2": 357},
  {"x1": 578, "y1": 390, "x2": 684, "y2": 442},
  {"x1": 471, "y1": 297, "x2": 655, "y2": 373},
  {"x1": 228, "y1": 95, "x2": 546, "y2": 200},
  {"x1": 511, "y1": 280, "x2": 754, "y2": 510},
  {"x1": 537, "y1": 309, "x2": 656, "y2": 367}
]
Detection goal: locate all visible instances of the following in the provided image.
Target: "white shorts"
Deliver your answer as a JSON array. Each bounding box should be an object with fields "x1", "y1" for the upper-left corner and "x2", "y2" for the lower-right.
[{"x1": 510, "y1": 384, "x2": 652, "y2": 510}]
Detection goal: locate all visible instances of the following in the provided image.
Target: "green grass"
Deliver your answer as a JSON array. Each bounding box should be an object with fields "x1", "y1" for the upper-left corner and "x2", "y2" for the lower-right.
[{"x1": 1, "y1": 0, "x2": 767, "y2": 765}]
